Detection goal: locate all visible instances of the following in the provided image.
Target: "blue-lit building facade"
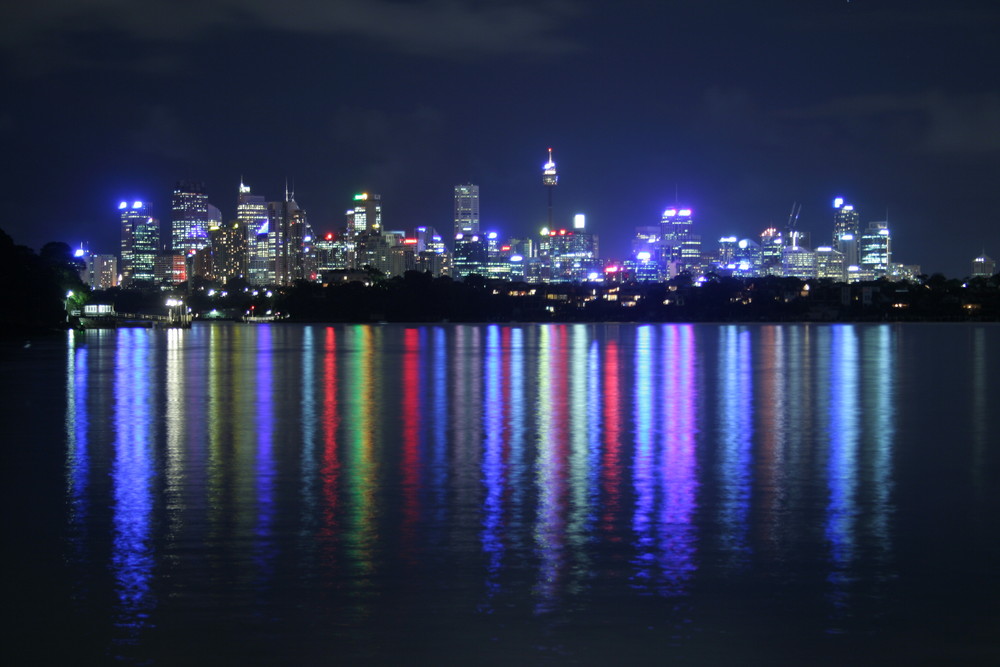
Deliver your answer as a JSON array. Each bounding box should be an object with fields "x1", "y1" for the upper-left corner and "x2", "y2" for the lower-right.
[{"x1": 120, "y1": 200, "x2": 159, "y2": 286}]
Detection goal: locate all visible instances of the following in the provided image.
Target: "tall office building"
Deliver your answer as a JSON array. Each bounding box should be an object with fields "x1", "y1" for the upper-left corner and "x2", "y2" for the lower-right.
[
  {"x1": 859, "y1": 221, "x2": 891, "y2": 278},
  {"x1": 85, "y1": 254, "x2": 118, "y2": 289},
  {"x1": 717, "y1": 237, "x2": 738, "y2": 267},
  {"x1": 120, "y1": 200, "x2": 159, "y2": 286},
  {"x1": 781, "y1": 245, "x2": 816, "y2": 279},
  {"x1": 236, "y1": 182, "x2": 270, "y2": 284},
  {"x1": 815, "y1": 246, "x2": 846, "y2": 281},
  {"x1": 268, "y1": 189, "x2": 313, "y2": 285},
  {"x1": 210, "y1": 220, "x2": 247, "y2": 282},
  {"x1": 348, "y1": 193, "x2": 382, "y2": 234},
  {"x1": 454, "y1": 184, "x2": 480, "y2": 240},
  {"x1": 237, "y1": 181, "x2": 268, "y2": 237},
  {"x1": 171, "y1": 180, "x2": 210, "y2": 255},
  {"x1": 453, "y1": 234, "x2": 487, "y2": 280},
  {"x1": 760, "y1": 227, "x2": 784, "y2": 275},
  {"x1": 832, "y1": 198, "x2": 860, "y2": 267},
  {"x1": 972, "y1": 253, "x2": 996, "y2": 278},
  {"x1": 660, "y1": 207, "x2": 701, "y2": 276}
]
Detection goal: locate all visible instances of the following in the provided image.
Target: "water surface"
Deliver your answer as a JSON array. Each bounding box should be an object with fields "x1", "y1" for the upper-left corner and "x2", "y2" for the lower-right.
[{"x1": 4, "y1": 323, "x2": 999, "y2": 664}]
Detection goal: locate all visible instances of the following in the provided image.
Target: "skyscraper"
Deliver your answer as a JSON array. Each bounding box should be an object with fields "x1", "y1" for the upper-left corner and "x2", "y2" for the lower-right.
[
  {"x1": 170, "y1": 180, "x2": 210, "y2": 256},
  {"x1": 972, "y1": 253, "x2": 996, "y2": 278},
  {"x1": 452, "y1": 233, "x2": 487, "y2": 280},
  {"x1": 859, "y1": 221, "x2": 891, "y2": 278},
  {"x1": 660, "y1": 207, "x2": 701, "y2": 276},
  {"x1": 832, "y1": 198, "x2": 860, "y2": 267},
  {"x1": 85, "y1": 254, "x2": 118, "y2": 289},
  {"x1": 120, "y1": 200, "x2": 159, "y2": 286},
  {"x1": 348, "y1": 193, "x2": 382, "y2": 234},
  {"x1": 453, "y1": 184, "x2": 480, "y2": 240},
  {"x1": 209, "y1": 220, "x2": 247, "y2": 283},
  {"x1": 347, "y1": 193, "x2": 384, "y2": 270},
  {"x1": 237, "y1": 182, "x2": 270, "y2": 285}
]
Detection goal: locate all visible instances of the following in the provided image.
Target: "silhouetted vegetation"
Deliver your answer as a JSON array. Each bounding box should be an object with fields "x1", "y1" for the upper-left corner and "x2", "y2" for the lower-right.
[
  {"x1": 1, "y1": 229, "x2": 88, "y2": 336},
  {"x1": 263, "y1": 271, "x2": 1000, "y2": 323}
]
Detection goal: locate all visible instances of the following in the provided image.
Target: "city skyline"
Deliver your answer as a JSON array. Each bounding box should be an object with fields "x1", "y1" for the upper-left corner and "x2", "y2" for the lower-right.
[
  {"x1": 2, "y1": 1, "x2": 998, "y2": 277},
  {"x1": 84, "y1": 174, "x2": 954, "y2": 284}
]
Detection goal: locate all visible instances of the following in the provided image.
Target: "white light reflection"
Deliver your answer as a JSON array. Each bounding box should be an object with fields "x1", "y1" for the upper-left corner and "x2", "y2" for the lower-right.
[{"x1": 825, "y1": 325, "x2": 860, "y2": 624}]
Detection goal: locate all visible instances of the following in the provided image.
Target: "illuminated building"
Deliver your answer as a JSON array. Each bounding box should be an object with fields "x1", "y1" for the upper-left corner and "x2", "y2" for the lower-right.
[
  {"x1": 731, "y1": 238, "x2": 762, "y2": 277},
  {"x1": 313, "y1": 231, "x2": 351, "y2": 274},
  {"x1": 832, "y1": 198, "x2": 860, "y2": 267},
  {"x1": 483, "y1": 232, "x2": 513, "y2": 280},
  {"x1": 542, "y1": 148, "x2": 558, "y2": 228},
  {"x1": 453, "y1": 233, "x2": 487, "y2": 279},
  {"x1": 660, "y1": 208, "x2": 701, "y2": 276},
  {"x1": 815, "y1": 246, "x2": 846, "y2": 281},
  {"x1": 632, "y1": 226, "x2": 661, "y2": 274},
  {"x1": 631, "y1": 251, "x2": 660, "y2": 282},
  {"x1": 760, "y1": 227, "x2": 784, "y2": 275},
  {"x1": 345, "y1": 192, "x2": 387, "y2": 272},
  {"x1": 249, "y1": 211, "x2": 275, "y2": 285},
  {"x1": 781, "y1": 245, "x2": 816, "y2": 279},
  {"x1": 972, "y1": 253, "x2": 996, "y2": 278},
  {"x1": 120, "y1": 200, "x2": 159, "y2": 286},
  {"x1": 348, "y1": 192, "x2": 382, "y2": 234},
  {"x1": 272, "y1": 188, "x2": 312, "y2": 284},
  {"x1": 189, "y1": 246, "x2": 214, "y2": 282},
  {"x1": 209, "y1": 220, "x2": 247, "y2": 282},
  {"x1": 237, "y1": 182, "x2": 268, "y2": 283},
  {"x1": 859, "y1": 221, "x2": 891, "y2": 278},
  {"x1": 155, "y1": 254, "x2": 187, "y2": 284},
  {"x1": 85, "y1": 254, "x2": 118, "y2": 289},
  {"x1": 413, "y1": 226, "x2": 449, "y2": 277},
  {"x1": 717, "y1": 236, "x2": 738, "y2": 266},
  {"x1": 237, "y1": 181, "x2": 267, "y2": 232},
  {"x1": 454, "y1": 184, "x2": 479, "y2": 240},
  {"x1": 388, "y1": 243, "x2": 417, "y2": 277},
  {"x1": 507, "y1": 237, "x2": 535, "y2": 260},
  {"x1": 888, "y1": 263, "x2": 921, "y2": 281},
  {"x1": 170, "y1": 180, "x2": 210, "y2": 256},
  {"x1": 537, "y1": 225, "x2": 599, "y2": 282}
]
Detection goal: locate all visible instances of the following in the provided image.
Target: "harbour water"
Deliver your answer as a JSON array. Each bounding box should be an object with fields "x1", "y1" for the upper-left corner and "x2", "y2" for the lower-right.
[{"x1": 4, "y1": 323, "x2": 999, "y2": 664}]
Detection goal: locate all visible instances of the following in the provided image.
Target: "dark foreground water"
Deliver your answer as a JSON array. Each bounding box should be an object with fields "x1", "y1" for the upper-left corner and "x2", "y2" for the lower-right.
[{"x1": 3, "y1": 322, "x2": 999, "y2": 665}]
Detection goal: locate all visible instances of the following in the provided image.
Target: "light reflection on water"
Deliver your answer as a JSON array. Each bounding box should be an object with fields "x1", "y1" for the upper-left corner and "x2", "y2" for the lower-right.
[{"x1": 54, "y1": 322, "x2": 1000, "y2": 662}]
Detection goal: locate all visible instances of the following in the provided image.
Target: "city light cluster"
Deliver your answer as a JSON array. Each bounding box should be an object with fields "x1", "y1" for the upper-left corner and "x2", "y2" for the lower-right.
[{"x1": 73, "y1": 152, "x2": 996, "y2": 291}]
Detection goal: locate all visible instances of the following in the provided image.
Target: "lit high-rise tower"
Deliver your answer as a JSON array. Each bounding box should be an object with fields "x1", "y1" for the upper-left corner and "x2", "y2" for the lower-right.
[
  {"x1": 832, "y1": 197, "x2": 860, "y2": 267},
  {"x1": 660, "y1": 207, "x2": 701, "y2": 276},
  {"x1": 171, "y1": 180, "x2": 209, "y2": 255},
  {"x1": 860, "y1": 221, "x2": 891, "y2": 277},
  {"x1": 237, "y1": 181, "x2": 272, "y2": 285},
  {"x1": 542, "y1": 148, "x2": 558, "y2": 228},
  {"x1": 454, "y1": 184, "x2": 480, "y2": 240},
  {"x1": 120, "y1": 200, "x2": 159, "y2": 286},
  {"x1": 348, "y1": 193, "x2": 382, "y2": 234}
]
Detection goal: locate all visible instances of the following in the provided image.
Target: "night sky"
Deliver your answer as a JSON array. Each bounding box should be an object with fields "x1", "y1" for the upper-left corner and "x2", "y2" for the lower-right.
[{"x1": 2, "y1": 0, "x2": 998, "y2": 277}]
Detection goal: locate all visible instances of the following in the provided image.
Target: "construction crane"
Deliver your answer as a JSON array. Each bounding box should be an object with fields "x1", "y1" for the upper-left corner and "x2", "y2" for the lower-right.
[{"x1": 785, "y1": 202, "x2": 802, "y2": 247}]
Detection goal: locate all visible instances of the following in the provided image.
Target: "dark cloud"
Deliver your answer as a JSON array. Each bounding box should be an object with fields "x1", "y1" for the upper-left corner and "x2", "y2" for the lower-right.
[
  {"x1": 783, "y1": 92, "x2": 1000, "y2": 155},
  {"x1": 0, "y1": 0, "x2": 583, "y2": 75},
  {"x1": 131, "y1": 106, "x2": 197, "y2": 160}
]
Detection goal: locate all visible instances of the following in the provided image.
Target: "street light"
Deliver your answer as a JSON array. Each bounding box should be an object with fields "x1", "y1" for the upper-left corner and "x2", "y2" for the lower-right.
[
  {"x1": 65, "y1": 291, "x2": 74, "y2": 325},
  {"x1": 165, "y1": 298, "x2": 181, "y2": 324}
]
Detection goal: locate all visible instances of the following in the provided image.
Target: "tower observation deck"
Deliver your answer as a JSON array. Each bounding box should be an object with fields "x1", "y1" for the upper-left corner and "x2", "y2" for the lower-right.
[{"x1": 543, "y1": 148, "x2": 558, "y2": 227}]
